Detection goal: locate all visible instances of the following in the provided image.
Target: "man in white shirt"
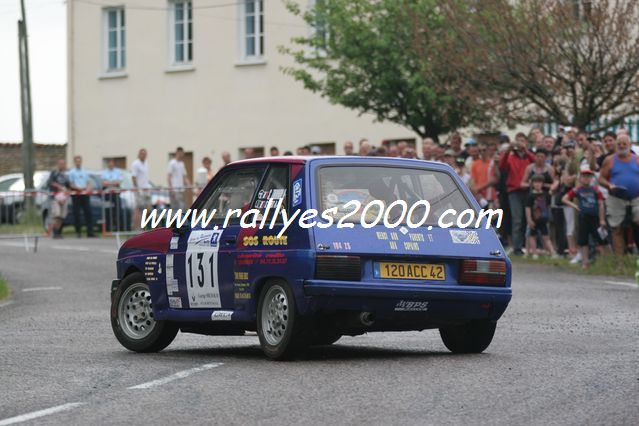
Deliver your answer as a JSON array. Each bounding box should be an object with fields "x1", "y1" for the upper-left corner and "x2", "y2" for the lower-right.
[
  {"x1": 167, "y1": 147, "x2": 190, "y2": 211},
  {"x1": 131, "y1": 148, "x2": 151, "y2": 229}
]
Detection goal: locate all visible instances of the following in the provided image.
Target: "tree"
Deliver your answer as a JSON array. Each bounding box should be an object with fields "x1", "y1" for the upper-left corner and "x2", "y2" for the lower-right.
[
  {"x1": 440, "y1": 0, "x2": 639, "y2": 133},
  {"x1": 280, "y1": 0, "x2": 497, "y2": 141}
]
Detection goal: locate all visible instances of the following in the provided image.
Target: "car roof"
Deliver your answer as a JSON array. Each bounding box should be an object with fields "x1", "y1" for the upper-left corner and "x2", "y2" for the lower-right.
[{"x1": 227, "y1": 155, "x2": 450, "y2": 170}]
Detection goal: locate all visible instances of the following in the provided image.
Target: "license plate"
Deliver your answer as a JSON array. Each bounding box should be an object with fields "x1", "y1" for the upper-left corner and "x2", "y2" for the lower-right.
[{"x1": 375, "y1": 262, "x2": 445, "y2": 280}]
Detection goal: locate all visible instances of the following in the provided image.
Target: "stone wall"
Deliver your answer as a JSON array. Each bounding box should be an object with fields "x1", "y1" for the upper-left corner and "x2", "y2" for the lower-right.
[{"x1": 0, "y1": 142, "x2": 67, "y2": 176}]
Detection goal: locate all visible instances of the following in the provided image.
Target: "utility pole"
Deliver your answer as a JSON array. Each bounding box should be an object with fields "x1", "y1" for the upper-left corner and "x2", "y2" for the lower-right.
[{"x1": 18, "y1": 0, "x2": 35, "y2": 196}]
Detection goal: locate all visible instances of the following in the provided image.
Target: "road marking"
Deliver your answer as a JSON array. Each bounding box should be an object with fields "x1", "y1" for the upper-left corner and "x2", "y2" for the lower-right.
[
  {"x1": 98, "y1": 249, "x2": 118, "y2": 254},
  {"x1": 127, "y1": 363, "x2": 224, "y2": 390},
  {"x1": 22, "y1": 286, "x2": 62, "y2": 292},
  {"x1": 0, "y1": 402, "x2": 85, "y2": 426},
  {"x1": 603, "y1": 280, "x2": 638, "y2": 289},
  {"x1": 51, "y1": 245, "x2": 90, "y2": 252},
  {"x1": 0, "y1": 300, "x2": 14, "y2": 308}
]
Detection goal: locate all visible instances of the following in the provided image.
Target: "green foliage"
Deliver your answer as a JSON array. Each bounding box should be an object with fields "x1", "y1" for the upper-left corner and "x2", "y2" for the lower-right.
[
  {"x1": 280, "y1": 0, "x2": 493, "y2": 140},
  {"x1": 0, "y1": 276, "x2": 9, "y2": 301},
  {"x1": 512, "y1": 254, "x2": 637, "y2": 279}
]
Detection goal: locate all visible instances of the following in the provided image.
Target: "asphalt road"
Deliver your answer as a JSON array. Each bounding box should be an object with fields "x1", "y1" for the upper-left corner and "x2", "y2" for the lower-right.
[{"x1": 0, "y1": 237, "x2": 637, "y2": 425}]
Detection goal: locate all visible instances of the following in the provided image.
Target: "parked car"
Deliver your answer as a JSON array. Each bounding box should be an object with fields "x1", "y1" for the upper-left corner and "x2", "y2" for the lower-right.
[
  {"x1": 110, "y1": 156, "x2": 512, "y2": 359},
  {"x1": 0, "y1": 171, "x2": 50, "y2": 224}
]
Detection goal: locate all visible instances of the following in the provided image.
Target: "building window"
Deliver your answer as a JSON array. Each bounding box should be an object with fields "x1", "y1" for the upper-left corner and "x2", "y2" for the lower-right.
[
  {"x1": 103, "y1": 8, "x2": 125, "y2": 71},
  {"x1": 241, "y1": 0, "x2": 264, "y2": 60},
  {"x1": 309, "y1": 0, "x2": 329, "y2": 54},
  {"x1": 170, "y1": 0, "x2": 193, "y2": 65}
]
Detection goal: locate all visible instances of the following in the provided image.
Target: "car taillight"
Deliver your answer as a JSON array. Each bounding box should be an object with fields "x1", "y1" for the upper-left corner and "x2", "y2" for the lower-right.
[
  {"x1": 315, "y1": 255, "x2": 361, "y2": 281},
  {"x1": 459, "y1": 260, "x2": 506, "y2": 286}
]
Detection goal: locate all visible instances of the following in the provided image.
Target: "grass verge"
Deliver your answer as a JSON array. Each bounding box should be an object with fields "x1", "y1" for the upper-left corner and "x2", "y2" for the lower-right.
[
  {"x1": 512, "y1": 254, "x2": 638, "y2": 279},
  {"x1": 0, "y1": 276, "x2": 10, "y2": 301}
]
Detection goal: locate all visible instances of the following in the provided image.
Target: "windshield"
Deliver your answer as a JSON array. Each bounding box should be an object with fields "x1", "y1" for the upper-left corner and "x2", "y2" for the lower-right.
[{"x1": 317, "y1": 165, "x2": 473, "y2": 226}]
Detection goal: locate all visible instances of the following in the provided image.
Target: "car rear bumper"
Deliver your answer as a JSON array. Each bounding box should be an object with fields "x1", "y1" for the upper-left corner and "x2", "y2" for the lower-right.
[
  {"x1": 304, "y1": 279, "x2": 511, "y2": 300},
  {"x1": 302, "y1": 279, "x2": 512, "y2": 322}
]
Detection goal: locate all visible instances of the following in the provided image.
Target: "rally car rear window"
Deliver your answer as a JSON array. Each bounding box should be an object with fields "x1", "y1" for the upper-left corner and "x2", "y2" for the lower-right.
[{"x1": 317, "y1": 165, "x2": 473, "y2": 225}]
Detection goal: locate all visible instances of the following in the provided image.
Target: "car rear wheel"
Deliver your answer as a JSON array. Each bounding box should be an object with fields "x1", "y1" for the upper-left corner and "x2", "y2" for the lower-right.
[
  {"x1": 111, "y1": 272, "x2": 178, "y2": 352},
  {"x1": 439, "y1": 320, "x2": 496, "y2": 354},
  {"x1": 257, "y1": 279, "x2": 306, "y2": 360}
]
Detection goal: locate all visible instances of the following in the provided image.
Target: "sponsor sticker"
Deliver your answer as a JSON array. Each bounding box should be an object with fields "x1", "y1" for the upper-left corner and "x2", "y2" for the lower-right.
[
  {"x1": 165, "y1": 254, "x2": 179, "y2": 294},
  {"x1": 292, "y1": 179, "x2": 302, "y2": 207},
  {"x1": 185, "y1": 230, "x2": 224, "y2": 308},
  {"x1": 450, "y1": 230, "x2": 480, "y2": 245},
  {"x1": 394, "y1": 300, "x2": 429, "y2": 312},
  {"x1": 168, "y1": 296, "x2": 183, "y2": 309},
  {"x1": 144, "y1": 256, "x2": 159, "y2": 283},
  {"x1": 211, "y1": 310, "x2": 233, "y2": 321},
  {"x1": 170, "y1": 236, "x2": 179, "y2": 250}
]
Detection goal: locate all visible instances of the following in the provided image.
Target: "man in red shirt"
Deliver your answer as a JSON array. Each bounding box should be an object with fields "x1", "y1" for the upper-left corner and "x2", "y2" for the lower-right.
[{"x1": 499, "y1": 132, "x2": 535, "y2": 255}]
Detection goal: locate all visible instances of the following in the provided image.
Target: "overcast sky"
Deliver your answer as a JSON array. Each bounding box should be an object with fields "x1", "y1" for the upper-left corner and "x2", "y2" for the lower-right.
[{"x1": 0, "y1": 0, "x2": 66, "y2": 143}]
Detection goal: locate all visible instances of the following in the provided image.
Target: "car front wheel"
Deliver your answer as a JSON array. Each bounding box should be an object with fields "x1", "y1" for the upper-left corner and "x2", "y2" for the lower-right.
[
  {"x1": 257, "y1": 279, "x2": 306, "y2": 360},
  {"x1": 111, "y1": 272, "x2": 178, "y2": 352},
  {"x1": 439, "y1": 320, "x2": 496, "y2": 354}
]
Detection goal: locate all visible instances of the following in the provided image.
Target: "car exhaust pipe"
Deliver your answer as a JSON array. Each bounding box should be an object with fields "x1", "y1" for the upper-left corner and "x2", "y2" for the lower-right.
[{"x1": 359, "y1": 312, "x2": 375, "y2": 327}]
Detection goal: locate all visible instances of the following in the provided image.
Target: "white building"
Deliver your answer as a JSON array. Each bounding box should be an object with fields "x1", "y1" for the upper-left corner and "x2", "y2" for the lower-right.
[{"x1": 67, "y1": 0, "x2": 417, "y2": 183}]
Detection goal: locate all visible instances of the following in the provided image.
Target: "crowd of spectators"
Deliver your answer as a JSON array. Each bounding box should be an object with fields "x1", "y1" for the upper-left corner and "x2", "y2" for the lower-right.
[
  {"x1": 281, "y1": 128, "x2": 638, "y2": 269},
  {"x1": 45, "y1": 128, "x2": 639, "y2": 269}
]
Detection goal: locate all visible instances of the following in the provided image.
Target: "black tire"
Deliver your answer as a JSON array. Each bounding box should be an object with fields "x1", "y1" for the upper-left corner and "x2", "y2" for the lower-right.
[
  {"x1": 111, "y1": 272, "x2": 178, "y2": 353},
  {"x1": 256, "y1": 279, "x2": 307, "y2": 360},
  {"x1": 439, "y1": 320, "x2": 497, "y2": 354}
]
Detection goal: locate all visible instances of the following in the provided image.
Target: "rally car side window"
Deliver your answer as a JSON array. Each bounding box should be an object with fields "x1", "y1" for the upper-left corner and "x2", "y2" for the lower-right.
[
  {"x1": 253, "y1": 165, "x2": 289, "y2": 221},
  {"x1": 199, "y1": 167, "x2": 265, "y2": 222}
]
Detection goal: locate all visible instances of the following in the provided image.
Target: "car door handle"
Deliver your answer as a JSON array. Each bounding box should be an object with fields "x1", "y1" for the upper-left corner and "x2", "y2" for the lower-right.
[{"x1": 224, "y1": 237, "x2": 236, "y2": 246}]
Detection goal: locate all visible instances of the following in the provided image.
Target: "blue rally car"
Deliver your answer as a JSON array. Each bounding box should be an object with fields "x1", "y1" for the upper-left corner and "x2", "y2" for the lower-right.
[{"x1": 111, "y1": 156, "x2": 512, "y2": 359}]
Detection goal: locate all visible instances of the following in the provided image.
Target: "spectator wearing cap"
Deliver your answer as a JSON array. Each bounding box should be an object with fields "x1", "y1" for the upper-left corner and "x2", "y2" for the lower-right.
[
  {"x1": 311, "y1": 146, "x2": 322, "y2": 155},
  {"x1": 599, "y1": 134, "x2": 639, "y2": 255},
  {"x1": 562, "y1": 169, "x2": 609, "y2": 268},
  {"x1": 498, "y1": 133, "x2": 535, "y2": 255}
]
